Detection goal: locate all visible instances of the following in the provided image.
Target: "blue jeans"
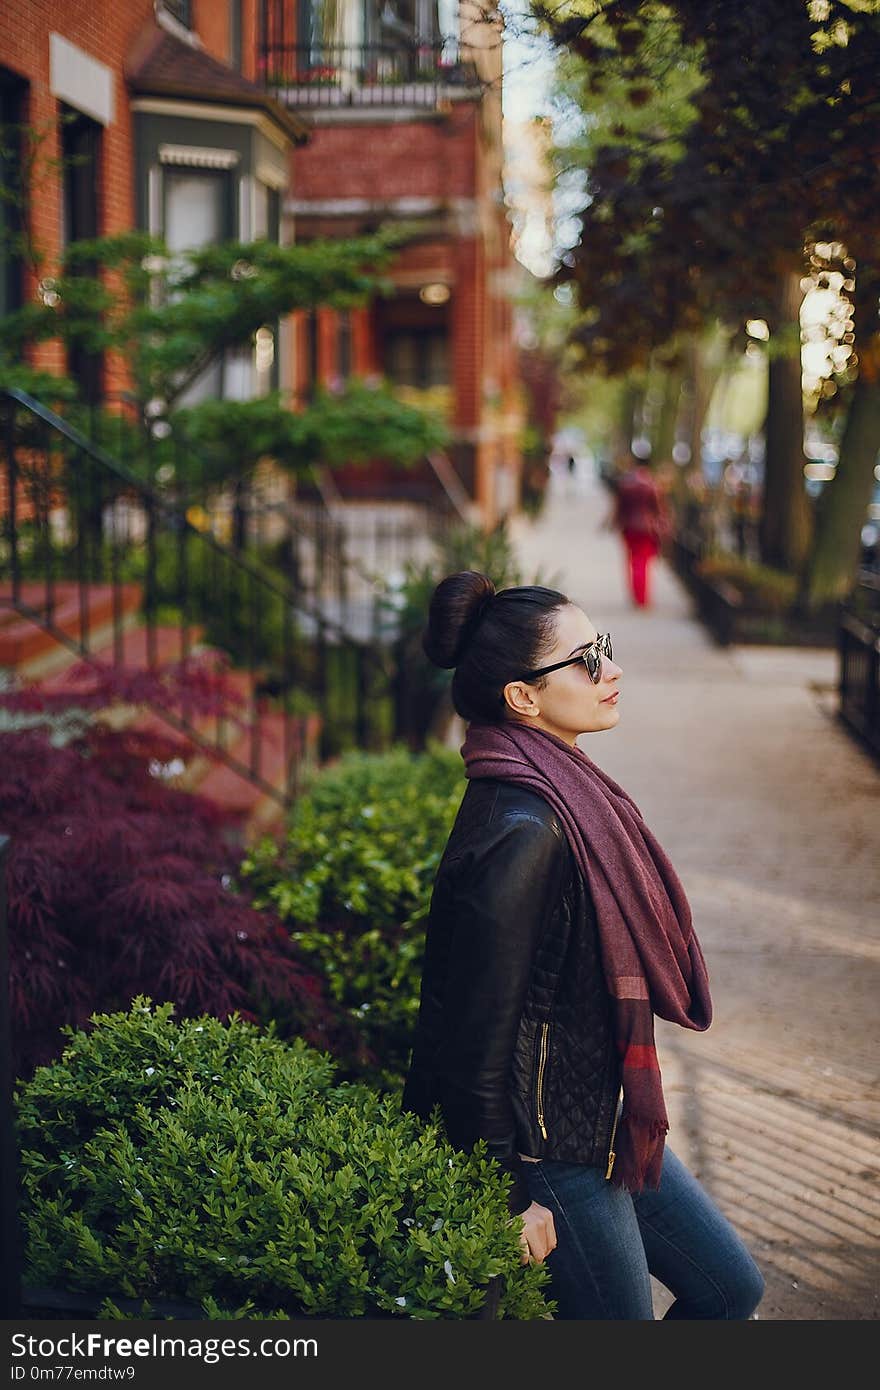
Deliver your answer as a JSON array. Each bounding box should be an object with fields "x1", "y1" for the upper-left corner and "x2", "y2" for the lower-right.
[{"x1": 523, "y1": 1145, "x2": 765, "y2": 1320}]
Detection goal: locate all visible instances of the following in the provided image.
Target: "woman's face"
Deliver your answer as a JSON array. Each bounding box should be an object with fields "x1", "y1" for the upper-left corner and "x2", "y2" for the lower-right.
[{"x1": 502, "y1": 603, "x2": 623, "y2": 747}]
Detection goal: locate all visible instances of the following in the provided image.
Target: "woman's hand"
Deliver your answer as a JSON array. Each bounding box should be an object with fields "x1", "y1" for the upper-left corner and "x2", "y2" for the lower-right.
[{"x1": 515, "y1": 1200, "x2": 557, "y2": 1264}]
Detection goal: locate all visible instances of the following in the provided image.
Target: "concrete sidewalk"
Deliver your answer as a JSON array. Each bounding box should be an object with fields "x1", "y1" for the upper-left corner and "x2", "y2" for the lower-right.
[{"x1": 503, "y1": 465, "x2": 880, "y2": 1319}]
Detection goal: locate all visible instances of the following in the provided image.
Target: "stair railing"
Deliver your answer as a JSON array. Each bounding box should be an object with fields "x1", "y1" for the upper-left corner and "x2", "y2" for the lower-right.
[{"x1": 1, "y1": 388, "x2": 395, "y2": 805}]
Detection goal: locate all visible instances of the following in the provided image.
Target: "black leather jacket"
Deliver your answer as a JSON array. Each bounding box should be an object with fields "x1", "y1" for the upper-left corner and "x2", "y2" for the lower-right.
[{"x1": 402, "y1": 777, "x2": 623, "y2": 1215}]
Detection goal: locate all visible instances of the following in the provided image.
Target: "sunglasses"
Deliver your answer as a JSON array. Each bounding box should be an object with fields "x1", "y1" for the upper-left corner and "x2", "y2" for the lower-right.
[{"x1": 518, "y1": 632, "x2": 613, "y2": 686}]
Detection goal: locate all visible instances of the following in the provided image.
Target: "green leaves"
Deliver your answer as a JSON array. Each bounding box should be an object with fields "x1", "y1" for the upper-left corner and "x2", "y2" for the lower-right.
[
  {"x1": 240, "y1": 744, "x2": 464, "y2": 1089},
  {"x1": 17, "y1": 1000, "x2": 552, "y2": 1319},
  {"x1": 291, "y1": 379, "x2": 451, "y2": 468},
  {"x1": 174, "y1": 379, "x2": 449, "y2": 480},
  {"x1": 0, "y1": 229, "x2": 395, "y2": 415},
  {"x1": 536, "y1": 0, "x2": 880, "y2": 385}
]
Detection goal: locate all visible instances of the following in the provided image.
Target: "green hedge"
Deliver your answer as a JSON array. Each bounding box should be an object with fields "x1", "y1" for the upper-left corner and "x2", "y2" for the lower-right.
[
  {"x1": 694, "y1": 553, "x2": 798, "y2": 614},
  {"x1": 17, "y1": 1001, "x2": 551, "y2": 1320},
  {"x1": 240, "y1": 743, "x2": 464, "y2": 1089}
]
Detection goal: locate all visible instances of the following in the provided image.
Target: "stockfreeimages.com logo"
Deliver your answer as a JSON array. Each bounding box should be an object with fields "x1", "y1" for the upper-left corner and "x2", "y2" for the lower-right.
[{"x1": 11, "y1": 1333, "x2": 318, "y2": 1366}]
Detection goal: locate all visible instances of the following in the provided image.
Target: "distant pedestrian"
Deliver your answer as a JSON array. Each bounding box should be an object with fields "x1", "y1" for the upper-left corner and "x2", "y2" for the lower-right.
[
  {"x1": 563, "y1": 454, "x2": 579, "y2": 496},
  {"x1": 604, "y1": 461, "x2": 671, "y2": 608},
  {"x1": 403, "y1": 572, "x2": 765, "y2": 1319}
]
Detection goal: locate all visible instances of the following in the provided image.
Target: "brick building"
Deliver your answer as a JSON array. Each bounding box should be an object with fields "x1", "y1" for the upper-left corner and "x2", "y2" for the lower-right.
[
  {"x1": 0, "y1": 1, "x2": 306, "y2": 404},
  {"x1": 265, "y1": 0, "x2": 525, "y2": 522},
  {"x1": 1, "y1": 0, "x2": 525, "y2": 524}
]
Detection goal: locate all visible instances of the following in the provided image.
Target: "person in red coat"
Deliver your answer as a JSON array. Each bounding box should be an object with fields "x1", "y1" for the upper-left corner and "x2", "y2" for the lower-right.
[{"x1": 604, "y1": 462, "x2": 672, "y2": 608}]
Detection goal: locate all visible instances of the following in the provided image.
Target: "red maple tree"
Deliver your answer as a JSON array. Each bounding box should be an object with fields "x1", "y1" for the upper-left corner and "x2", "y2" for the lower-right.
[{"x1": 1, "y1": 672, "x2": 369, "y2": 1079}]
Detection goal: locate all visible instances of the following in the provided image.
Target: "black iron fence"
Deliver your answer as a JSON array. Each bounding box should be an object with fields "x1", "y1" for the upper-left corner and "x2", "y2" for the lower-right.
[
  {"x1": 65, "y1": 395, "x2": 457, "y2": 647},
  {"x1": 838, "y1": 575, "x2": 880, "y2": 760},
  {"x1": 71, "y1": 396, "x2": 358, "y2": 622},
  {"x1": 259, "y1": 40, "x2": 481, "y2": 107},
  {"x1": 669, "y1": 530, "x2": 743, "y2": 646},
  {"x1": 0, "y1": 388, "x2": 398, "y2": 791}
]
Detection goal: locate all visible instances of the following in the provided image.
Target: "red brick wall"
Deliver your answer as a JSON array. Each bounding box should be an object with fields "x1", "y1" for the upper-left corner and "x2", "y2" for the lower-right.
[
  {"x1": 352, "y1": 306, "x2": 376, "y2": 375},
  {"x1": 0, "y1": 2, "x2": 155, "y2": 380},
  {"x1": 390, "y1": 241, "x2": 455, "y2": 280},
  {"x1": 451, "y1": 237, "x2": 484, "y2": 431},
  {"x1": 193, "y1": 0, "x2": 230, "y2": 66},
  {"x1": 293, "y1": 106, "x2": 477, "y2": 201},
  {"x1": 239, "y1": 0, "x2": 261, "y2": 82}
]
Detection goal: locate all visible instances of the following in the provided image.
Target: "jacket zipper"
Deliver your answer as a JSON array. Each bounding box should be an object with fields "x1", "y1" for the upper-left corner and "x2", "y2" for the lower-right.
[
  {"x1": 605, "y1": 1085, "x2": 623, "y2": 1180},
  {"x1": 536, "y1": 1022, "x2": 550, "y2": 1140}
]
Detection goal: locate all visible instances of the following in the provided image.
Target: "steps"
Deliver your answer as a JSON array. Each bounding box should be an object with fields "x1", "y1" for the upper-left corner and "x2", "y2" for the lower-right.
[
  {"x1": 1, "y1": 581, "x2": 321, "y2": 841},
  {"x1": 38, "y1": 620, "x2": 209, "y2": 689},
  {"x1": 0, "y1": 582, "x2": 143, "y2": 665}
]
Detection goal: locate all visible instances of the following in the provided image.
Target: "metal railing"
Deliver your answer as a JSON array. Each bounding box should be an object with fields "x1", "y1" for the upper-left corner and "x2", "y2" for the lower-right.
[
  {"x1": 839, "y1": 576, "x2": 880, "y2": 760},
  {"x1": 68, "y1": 395, "x2": 358, "y2": 624},
  {"x1": 0, "y1": 388, "x2": 398, "y2": 798},
  {"x1": 67, "y1": 396, "x2": 458, "y2": 643},
  {"x1": 259, "y1": 41, "x2": 481, "y2": 108},
  {"x1": 669, "y1": 531, "x2": 743, "y2": 646}
]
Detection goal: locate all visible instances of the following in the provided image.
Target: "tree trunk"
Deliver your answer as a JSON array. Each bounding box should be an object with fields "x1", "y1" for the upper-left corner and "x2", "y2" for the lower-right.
[
  {"x1": 653, "y1": 364, "x2": 684, "y2": 465},
  {"x1": 799, "y1": 371, "x2": 880, "y2": 609},
  {"x1": 760, "y1": 271, "x2": 812, "y2": 571},
  {"x1": 681, "y1": 327, "x2": 728, "y2": 499},
  {"x1": 611, "y1": 377, "x2": 643, "y2": 464}
]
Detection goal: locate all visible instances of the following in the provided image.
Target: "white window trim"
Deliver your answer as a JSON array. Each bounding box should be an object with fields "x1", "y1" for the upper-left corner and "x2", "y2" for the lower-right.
[
  {"x1": 239, "y1": 174, "x2": 253, "y2": 242},
  {"x1": 255, "y1": 161, "x2": 287, "y2": 192},
  {"x1": 49, "y1": 33, "x2": 114, "y2": 127},
  {"x1": 147, "y1": 164, "x2": 162, "y2": 236},
  {"x1": 159, "y1": 144, "x2": 240, "y2": 170}
]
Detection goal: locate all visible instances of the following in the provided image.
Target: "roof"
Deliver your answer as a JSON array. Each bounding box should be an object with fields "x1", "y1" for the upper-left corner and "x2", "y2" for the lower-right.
[{"x1": 126, "y1": 24, "x2": 310, "y2": 146}]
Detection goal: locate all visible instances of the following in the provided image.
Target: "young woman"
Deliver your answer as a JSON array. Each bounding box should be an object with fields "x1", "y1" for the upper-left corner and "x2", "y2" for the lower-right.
[{"x1": 401, "y1": 571, "x2": 764, "y2": 1320}]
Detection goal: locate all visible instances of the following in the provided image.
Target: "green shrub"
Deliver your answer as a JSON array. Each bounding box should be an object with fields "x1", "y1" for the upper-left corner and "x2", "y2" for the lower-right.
[
  {"x1": 17, "y1": 1000, "x2": 552, "y2": 1320},
  {"x1": 382, "y1": 513, "x2": 557, "y2": 643},
  {"x1": 694, "y1": 553, "x2": 797, "y2": 613},
  {"x1": 377, "y1": 515, "x2": 563, "y2": 748},
  {"x1": 239, "y1": 743, "x2": 464, "y2": 1089}
]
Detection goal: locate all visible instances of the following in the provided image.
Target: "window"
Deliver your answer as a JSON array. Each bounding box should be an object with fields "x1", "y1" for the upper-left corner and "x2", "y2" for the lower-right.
[
  {"x1": 61, "y1": 105, "x2": 102, "y2": 403},
  {"x1": 0, "y1": 69, "x2": 27, "y2": 319},
  {"x1": 366, "y1": 1, "x2": 451, "y2": 46},
  {"x1": 253, "y1": 183, "x2": 280, "y2": 243},
  {"x1": 162, "y1": 1, "x2": 192, "y2": 28},
  {"x1": 385, "y1": 327, "x2": 448, "y2": 389},
  {"x1": 268, "y1": 188, "x2": 280, "y2": 242},
  {"x1": 164, "y1": 168, "x2": 232, "y2": 253},
  {"x1": 299, "y1": 0, "x2": 345, "y2": 60},
  {"x1": 164, "y1": 168, "x2": 233, "y2": 403}
]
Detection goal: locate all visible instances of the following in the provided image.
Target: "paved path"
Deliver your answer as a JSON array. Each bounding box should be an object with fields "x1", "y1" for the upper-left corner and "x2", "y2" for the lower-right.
[{"x1": 497, "y1": 464, "x2": 880, "y2": 1319}]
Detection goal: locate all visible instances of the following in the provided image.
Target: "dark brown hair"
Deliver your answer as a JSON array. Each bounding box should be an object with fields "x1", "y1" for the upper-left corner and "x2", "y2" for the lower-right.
[{"x1": 421, "y1": 570, "x2": 570, "y2": 723}]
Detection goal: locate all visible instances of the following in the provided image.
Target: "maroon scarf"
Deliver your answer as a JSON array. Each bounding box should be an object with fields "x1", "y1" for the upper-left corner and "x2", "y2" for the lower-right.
[{"x1": 461, "y1": 720, "x2": 712, "y2": 1193}]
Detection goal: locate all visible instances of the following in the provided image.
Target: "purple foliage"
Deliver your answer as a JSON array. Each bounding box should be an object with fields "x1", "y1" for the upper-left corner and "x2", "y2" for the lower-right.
[{"x1": 0, "y1": 668, "x2": 370, "y2": 1079}]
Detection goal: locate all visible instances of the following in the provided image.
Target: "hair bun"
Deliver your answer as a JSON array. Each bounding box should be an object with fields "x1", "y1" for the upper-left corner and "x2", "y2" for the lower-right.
[{"x1": 422, "y1": 570, "x2": 497, "y2": 669}]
